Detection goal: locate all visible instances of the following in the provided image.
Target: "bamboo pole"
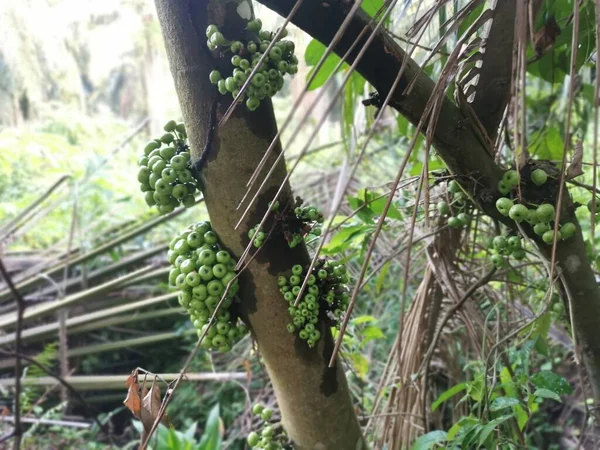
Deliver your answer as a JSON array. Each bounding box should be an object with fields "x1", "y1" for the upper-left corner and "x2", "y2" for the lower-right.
[
  {"x1": 0, "y1": 372, "x2": 247, "y2": 390},
  {"x1": 0, "y1": 266, "x2": 156, "y2": 330},
  {"x1": 0, "y1": 292, "x2": 178, "y2": 345}
]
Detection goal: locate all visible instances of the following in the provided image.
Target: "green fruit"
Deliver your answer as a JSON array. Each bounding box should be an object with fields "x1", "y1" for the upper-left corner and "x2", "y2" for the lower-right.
[
  {"x1": 247, "y1": 18, "x2": 262, "y2": 33},
  {"x1": 512, "y1": 249, "x2": 526, "y2": 260},
  {"x1": 252, "y1": 404, "x2": 264, "y2": 415},
  {"x1": 210, "y1": 32, "x2": 226, "y2": 46},
  {"x1": 493, "y1": 236, "x2": 507, "y2": 250},
  {"x1": 533, "y1": 222, "x2": 550, "y2": 236},
  {"x1": 231, "y1": 55, "x2": 241, "y2": 66},
  {"x1": 491, "y1": 254, "x2": 506, "y2": 267},
  {"x1": 587, "y1": 198, "x2": 599, "y2": 213},
  {"x1": 164, "y1": 120, "x2": 177, "y2": 132},
  {"x1": 161, "y1": 167, "x2": 177, "y2": 183},
  {"x1": 252, "y1": 73, "x2": 266, "y2": 87},
  {"x1": 495, "y1": 197, "x2": 513, "y2": 216},
  {"x1": 508, "y1": 204, "x2": 528, "y2": 222},
  {"x1": 182, "y1": 195, "x2": 196, "y2": 208},
  {"x1": 448, "y1": 217, "x2": 462, "y2": 228},
  {"x1": 437, "y1": 202, "x2": 450, "y2": 216},
  {"x1": 137, "y1": 167, "x2": 150, "y2": 184},
  {"x1": 292, "y1": 264, "x2": 303, "y2": 275},
  {"x1": 209, "y1": 70, "x2": 221, "y2": 84},
  {"x1": 204, "y1": 230, "x2": 218, "y2": 244},
  {"x1": 560, "y1": 222, "x2": 576, "y2": 240},
  {"x1": 456, "y1": 213, "x2": 470, "y2": 225},
  {"x1": 144, "y1": 191, "x2": 156, "y2": 207},
  {"x1": 536, "y1": 204, "x2": 555, "y2": 222},
  {"x1": 206, "y1": 24, "x2": 218, "y2": 38},
  {"x1": 247, "y1": 431, "x2": 260, "y2": 447},
  {"x1": 542, "y1": 230, "x2": 559, "y2": 245},
  {"x1": 448, "y1": 180, "x2": 461, "y2": 194},
  {"x1": 497, "y1": 180, "x2": 511, "y2": 195},
  {"x1": 160, "y1": 133, "x2": 174, "y2": 144},
  {"x1": 172, "y1": 184, "x2": 189, "y2": 200},
  {"x1": 531, "y1": 169, "x2": 548, "y2": 186},
  {"x1": 507, "y1": 236, "x2": 522, "y2": 250},
  {"x1": 503, "y1": 169, "x2": 520, "y2": 186},
  {"x1": 247, "y1": 41, "x2": 257, "y2": 53},
  {"x1": 159, "y1": 146, "x2": 176, "y2": 160},
  {"x1": 217, "y1": 79, "x2": 227, "y2": 95},
  {"x1": 230, "y1": 41, "x2": 244, "y2": 53},
  {"x1": 261, "y1": 408, "x2": 273, "y2": 420},
  {"x1": 224, "y1": 77, "x2": 236, "y2": 92},
  {"x1": 144, "y1": 141, "x2": 161, "y2": 155},
  {"x1": 246, "y1": 96, "x2": 260, "y2": 111},
  {"x1": 171, "y1": 155, "x2": 187, "y2": 171}
]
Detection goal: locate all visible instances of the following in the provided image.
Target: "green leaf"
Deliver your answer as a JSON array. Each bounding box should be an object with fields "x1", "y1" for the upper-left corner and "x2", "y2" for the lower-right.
[
  {"x1": 183, "y1": 421, "x2": 198, "y2": 441},
  {"x1": 534, "y1": 388, "x2": 562, "y2": 402},
  {"x1": 411, "y1": 430, "x2": 448, "y2": 450},
  {"x1": 489, "y1": 396, "x2": 520, "y2": 412},
  {"x1": 352, "y1": 315, "x2": 377, "y2": 325},
  {"x1": 531, "y1": 370, "x2": 572, "y2": 395},
  {"x1": 514, "y1": 404, "x2": 529, "y2": 431},
  {"x1": 361, "y1": 325, "x2": 384, "y2": 346},
  {"x1": 361, "y1": 0, "x2": 384, "y2": 18},
  {"x1": 304, "y1": 39, "x2": 346, "y2": 91},
  {"x1": 322, "y1": 225, "x2": 371, "y2": 254},
  {"x1": 477, "y1": 415, "x2": 512, "y2": 447},
  {"x1": 350, "y1": 353, "x2": 370, "y2": 378},
  {"x1": 529, "y1": 127, "x2": 563, "y2": 160},
  {"x1": 431, "y1": 382, "x2": 467, "y2": 412},
  {"x1": 198, "y1": 404, "x2": 221, "y2": 450},
  {"x1": 376, "y1": 261, "x2": 390, "y2": 294}
]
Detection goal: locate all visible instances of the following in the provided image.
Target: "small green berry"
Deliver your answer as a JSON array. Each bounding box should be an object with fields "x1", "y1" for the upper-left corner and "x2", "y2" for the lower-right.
[
  {"x1": 493, "y1": 236, "x2": 508, "y2": 250},
  {"x1": 261, "y1": 408, "x2": 273, "y2": 421},
  {"x1": 531, "y1": 169, "x2": 548, "y2": 186},
  {"x1": 448, "y1": 180, "x2": 461, "y2": 194},
  {"x1": 560, "y1": 222, "x2": 576, "y2": 240},
  {"x1": 508, "y1": 204, "x2": 528, "y2": 223},
  {"x1": 164, "y1": 120, "x2": 177, "y2": 132},
  {"x1": 533, "y1": 222, "x2": 550, "y2": 236},
  {"x1": 247, "y1": 18, "x2": 262, "y2": 33},
  {"x1": 252, "y1": 404, "x2": 264, "y2": 415},
  {"x1": 542, "y1": 230, "x2": 559, "y2": 245},
  {"x1": 495, "y1": 197, "x2": 513, "y2": 216},
  {"x1": 503, "y1": 169, "x2": 520, "y2": 186},
  {"x1": 246, "y1": 96, "x2": 260, "y2": 111},
  {"x1": 247, "y1": 431, "x2": 260, "y2": 447},
  {"x1": 497, "y1": 180, "x2": 511, "y2": 195},
  {"x1": 448, "y1": 216, "x2": 462, "y2": 228},
  {"x1": 209, "y1": 70, "x2": 221, "y2": 84},
  {"x1": 206, "y1": 24, "x2": 218, "y2": 38},
  {"x1": 536, "y1": 204, "x2": 555, "y2": 222}
]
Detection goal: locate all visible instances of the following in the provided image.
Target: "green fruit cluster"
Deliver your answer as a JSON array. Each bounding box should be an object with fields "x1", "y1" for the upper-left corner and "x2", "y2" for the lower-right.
[
  {"x1": 137, "y1": 120, "x2": 198, "y2": 215},
  {"x1": 437, "y1": 180, "x2": 470, "y2": 228},
  {"x1": 488, "y1": 235, "x2": 526, "y2": 268},
  {"x1": 279, "y1": 260, "x2": 350, "y2": 348},
  {"x1": 248, "y1": 200, "x2": 324, "y2": 249},
  {"x1": 167, "y1": 221, "x2": 248, "y2": 353},
  {"x1": 247, "y1": 404, "x2": 289, "y2": 450},
  {"x1": 495, "y1": 168, "x2": 577, "y2": 245},
  {"x1": 206, "y1": 19, "x2": 298, "y2": 111}
]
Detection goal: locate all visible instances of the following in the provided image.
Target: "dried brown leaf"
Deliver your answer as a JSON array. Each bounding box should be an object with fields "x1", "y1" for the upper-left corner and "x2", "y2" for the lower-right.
[
  {"x1": 534, "y1": 16, "x2": 561, "y2": 58},
  {"x1": 566, "y1": 140, "x2": 584, "y2": 180},
  {"x1": 123, "y1": 371, "x2": 141, "y2": 419}
]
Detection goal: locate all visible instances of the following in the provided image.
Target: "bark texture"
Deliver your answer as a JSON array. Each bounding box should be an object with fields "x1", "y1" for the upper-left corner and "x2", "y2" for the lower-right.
[
  {"x1": 257, "y1": 0, "x2": 600, "y2": 409},
  {"x1": 153, "y1": 0, "x2": 366, "y2": 448}
]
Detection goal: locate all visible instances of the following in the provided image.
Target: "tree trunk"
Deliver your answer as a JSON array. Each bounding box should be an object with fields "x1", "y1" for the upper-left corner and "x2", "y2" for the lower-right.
[
  {"x1": 153, "y1": 1, "x2": 366, "y2": 448},
  {"x1": 255, "y1": 0, "x2": 600, "y2": 410}
]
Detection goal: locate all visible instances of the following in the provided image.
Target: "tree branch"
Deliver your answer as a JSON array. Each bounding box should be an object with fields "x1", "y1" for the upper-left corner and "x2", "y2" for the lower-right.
[
  {"x1": 257, "y1": 0, "x2": 600, "y2": 409},
  {"x1": 468, "y1": 0, "x2": 516, "y2": 139}
]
